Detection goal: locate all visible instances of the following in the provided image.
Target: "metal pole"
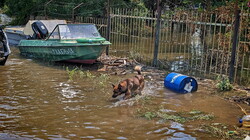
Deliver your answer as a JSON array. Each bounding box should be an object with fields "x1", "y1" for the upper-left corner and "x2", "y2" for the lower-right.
[
  {"x1": 72, "y1": 3, "x2": 84, "y2": 23},
  {"x1": 106, "y1": 0, "x2": 111, "y2": 55},
  {"x1": 44, "y1": 0, "x2": 53, "y2": 20},
  {"x1": 153, "y1": 0, "x2": 162, "y2": 67},
  {"x1": 229, "y1": 2, "x2": 240, "y2": 83}
]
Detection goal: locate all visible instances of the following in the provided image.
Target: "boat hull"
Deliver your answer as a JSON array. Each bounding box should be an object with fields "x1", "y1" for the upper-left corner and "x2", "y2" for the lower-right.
[
  {"x1": 18, "y1": 40, "x2": 109, "y2": 64},
  {"x1": 5, "y1": 27, "x2": 26, "y2": 46},
  {"x1": 5, "y1": 32, "x2": 26, "y2": 46}
]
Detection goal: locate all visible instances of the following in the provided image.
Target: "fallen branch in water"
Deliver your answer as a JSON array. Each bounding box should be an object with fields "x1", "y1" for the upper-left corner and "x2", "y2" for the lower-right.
[{"x1": 236, "y1": 104, "x2": 248, "y2": 115}]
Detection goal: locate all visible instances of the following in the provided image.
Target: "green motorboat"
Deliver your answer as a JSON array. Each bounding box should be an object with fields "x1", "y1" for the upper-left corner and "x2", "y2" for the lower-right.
[{"x1": 18, "y1": 21, "x2": 111, "y2": 64}]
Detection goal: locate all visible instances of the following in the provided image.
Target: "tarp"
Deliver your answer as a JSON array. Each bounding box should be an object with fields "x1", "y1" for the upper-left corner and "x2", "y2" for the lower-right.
[{"x1": 23, "y1": 20, "x2": 67, "y2": 35}]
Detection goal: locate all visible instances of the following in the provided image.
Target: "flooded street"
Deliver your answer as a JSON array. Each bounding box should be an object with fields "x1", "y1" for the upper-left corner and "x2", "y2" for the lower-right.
[{"x1": 0, "y1": 47, "x2": 244, "y2": 140}]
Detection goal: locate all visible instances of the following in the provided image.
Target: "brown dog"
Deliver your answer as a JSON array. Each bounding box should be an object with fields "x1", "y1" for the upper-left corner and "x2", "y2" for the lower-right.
[{"x1": 112, "y1": 66, "x2": 144, "y2": 100}]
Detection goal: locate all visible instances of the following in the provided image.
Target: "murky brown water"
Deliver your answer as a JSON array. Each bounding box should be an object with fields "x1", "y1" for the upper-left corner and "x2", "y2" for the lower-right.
[{"x1": 0, "y1": 47, "x2": 243, "y2": 140}]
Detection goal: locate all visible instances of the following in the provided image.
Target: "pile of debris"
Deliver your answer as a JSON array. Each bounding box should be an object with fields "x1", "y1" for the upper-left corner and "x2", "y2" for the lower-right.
[
  {"x1": 97, "y1": 54, "x2": 166, "y2": 81},
  {"x1": 97, "y1": 54, "x2": 140, "y2": 75}
]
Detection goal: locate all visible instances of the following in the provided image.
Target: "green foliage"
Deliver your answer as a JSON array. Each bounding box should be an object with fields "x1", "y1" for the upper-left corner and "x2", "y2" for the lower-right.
[
  {"x1": 2, "y1": 0, "x2": 246, "y2": 25},
  {"x1": 188, "y1": 110, "x2": 203, "y2": 115},
  {"x1": 157, "y1": 112, "x2": 187, "y2": 123},
  {"x1": 190, "y1": 114, "x2": 214, "y2": 120},
  {"x1": 138, "y1": 107, "x2": 214, "y2": 123},
  {"x1": 66, "y1": 67, "x2": 78, "y2": 81},
  {"x1": 201, "y1": 123, "x2": 250, "y2": 139},
  {"x1": 4, "y1": 0, "x2": 44, "y2": 25},
  {"x1": 65, "y1": 67, "x2": 110, "y2": 87},
  {"x1": 78, "y1": 70, "x2": 85, "y2": 79},
  {"x1": 0, "y1": 0, "x2": 5, "y2": 8},
  {"x1": 142, "y1": 0, "x2": 248, "y2": 12},
  {"x1": 201, "y1": 124, "x2": 231, "y2": 139},
  {"x1": 85, "y1": 70, "x2": 95, "y2": 78},
  {"x1": 98, "y1": 73, "x2": 110, "y2": 86},
  {"x1": 142, "y1": 111, "x2": 157, "y2": 120},
  {"x1": 66, "y1": 67, "x2": 97, "y2": 81},
  {"x1": 110, "y1": 0, "x2": 144, "y2": 9},
  {"x1": 216, "y1": 75, "x2": 233, "y2": 91}
]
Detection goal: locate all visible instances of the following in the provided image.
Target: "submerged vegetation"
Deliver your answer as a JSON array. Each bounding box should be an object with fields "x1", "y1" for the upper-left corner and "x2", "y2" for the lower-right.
[
  {"x1": 137, "y1": 105, "x2": 215, "y2": 123},
  {"x1": 66, "y1": 67, "x2": 78, "y2": 81},
  {"x1": 201, "y1": 123, "x2": 250, "y2": 140},
  {"x1": 66, "y1": 67, "x2": 96, "y2": 80},
  {"x1": 65, "y1": 66, "x2": 110, "y2": 87}
]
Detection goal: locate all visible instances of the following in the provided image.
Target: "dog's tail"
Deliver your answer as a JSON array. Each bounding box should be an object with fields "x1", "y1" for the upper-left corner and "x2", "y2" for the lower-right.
[{"x1": 134, "y1": 65, "x2": 142, "y2": 75}]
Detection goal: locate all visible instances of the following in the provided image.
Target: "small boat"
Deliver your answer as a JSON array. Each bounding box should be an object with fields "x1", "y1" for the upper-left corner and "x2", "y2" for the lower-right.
[
  {"x1": 0, "y1": 25, "x2": 11, "y2": 65},
  {"x1": 18, "y1": 21, "x2": 111, "y2": 64},
  {"x1": 5, "y1": 20, "x2": 66, "y2": 46},
  {"x1": 4, "y1": 26, "x2": 25, "y2": 46}
]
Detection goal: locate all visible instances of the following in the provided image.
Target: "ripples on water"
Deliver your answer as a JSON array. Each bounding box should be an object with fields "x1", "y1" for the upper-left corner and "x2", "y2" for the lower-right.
[{"x1": 0, "y1": 48, "x2": 241, "y2": 139}]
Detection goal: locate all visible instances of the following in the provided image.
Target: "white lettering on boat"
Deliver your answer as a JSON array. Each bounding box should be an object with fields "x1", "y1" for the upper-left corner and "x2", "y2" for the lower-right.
[{"x1": 51, "y1": 48, "x2": 75, "y2": 55}]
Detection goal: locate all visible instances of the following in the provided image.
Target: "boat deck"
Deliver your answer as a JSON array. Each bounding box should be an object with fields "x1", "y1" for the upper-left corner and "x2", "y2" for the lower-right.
[{"x1": 5, "y1": 26, "x2": 24, "y2": 35}]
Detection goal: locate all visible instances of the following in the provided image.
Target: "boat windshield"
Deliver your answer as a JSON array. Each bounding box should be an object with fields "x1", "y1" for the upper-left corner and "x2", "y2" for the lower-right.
[{"x1": 48, "y1": 24, "x2": 101, "y2": 40}]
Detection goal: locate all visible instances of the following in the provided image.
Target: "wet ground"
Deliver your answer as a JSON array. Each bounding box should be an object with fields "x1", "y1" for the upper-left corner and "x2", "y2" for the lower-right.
[{"x1": 0, "y1": 47, "x2": 246, "y2": 140}]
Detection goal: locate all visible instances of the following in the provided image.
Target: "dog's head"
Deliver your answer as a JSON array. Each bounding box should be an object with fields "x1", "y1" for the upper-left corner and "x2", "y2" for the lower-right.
[{"x1": 112, "y1": 81, "x2": 127, "y2": 98}]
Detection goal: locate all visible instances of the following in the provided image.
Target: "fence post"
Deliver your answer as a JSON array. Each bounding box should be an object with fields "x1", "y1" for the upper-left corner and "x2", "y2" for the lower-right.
[
  {"x1": 106, "y1": 0, "x2": 111, "y2": 55},
  {"x1": 229, "y1": 9, "x2": 241, "y2": 83},
  {"x1": 44, "y1": 0, "x2": 53, "y2": 20},
  {"x1": 153, "y1": 0, "x2": 162, "y2": 66},
  {"x1": 72, "y1": 3, "x2": 84, "y2": 23}
]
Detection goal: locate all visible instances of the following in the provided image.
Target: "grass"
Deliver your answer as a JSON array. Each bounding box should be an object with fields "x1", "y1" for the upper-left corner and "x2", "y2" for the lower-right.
[
  {"x1": 143, "y1": 112, "x2": 157, "y2": 120},
  {"x1": 65, "y1": 67, "x2": 110, "y2": 88},
  {"x1": 156, "y1": 112, "x2": 187, "y2": 123},
  {"x1": 66, "y1": 67, "x2": 97, "y2": 81},
  {"x1": 138, "y1": 107, "x2": 214, "y2": 123},
  {"x1": 66, "y1": 67, "x2": 78, "y2": 81},
  {"x1": 201, "y1": 124, "x2": 231, "y2": 139},
  {"x1": 98, "y1": 73, "x2": 110, "y2": 86},
  {"x1": 201, "y1": 124, "x2": 250, "y2": 140}
]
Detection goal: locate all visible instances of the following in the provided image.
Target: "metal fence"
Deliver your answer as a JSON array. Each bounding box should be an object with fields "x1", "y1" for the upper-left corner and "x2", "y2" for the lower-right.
[{"x1": 74, "y1": 7, "x2": 250, "y2": 86}]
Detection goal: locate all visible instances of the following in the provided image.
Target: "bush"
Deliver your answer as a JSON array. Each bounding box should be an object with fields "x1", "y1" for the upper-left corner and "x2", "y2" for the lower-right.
[{"x1": 216, "y1": 75, "x2": 233, "y2": 91}]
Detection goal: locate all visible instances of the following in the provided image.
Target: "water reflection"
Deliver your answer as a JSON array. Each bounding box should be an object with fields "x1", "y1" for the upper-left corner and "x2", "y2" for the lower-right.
[
  {"x1": 56, "y1": 82, "x2": 82, "y2": 99},
  {"x1": 170, "y1": 132, "x2": 196, "y2": 140},
  {"x1": 170, "y1": 56, "x2": 189, "y2": 72}
]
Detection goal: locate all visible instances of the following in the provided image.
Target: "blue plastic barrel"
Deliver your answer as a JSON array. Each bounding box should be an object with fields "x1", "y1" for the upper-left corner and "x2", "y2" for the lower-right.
[{"x1": 164, "y1": 72, "x2": 198, "y2": 93}]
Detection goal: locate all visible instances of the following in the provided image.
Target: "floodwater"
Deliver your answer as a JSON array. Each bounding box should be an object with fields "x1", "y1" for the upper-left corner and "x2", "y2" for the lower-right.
[{"x1": 0, "y1": 47, "x2": 243, "y2": 140}]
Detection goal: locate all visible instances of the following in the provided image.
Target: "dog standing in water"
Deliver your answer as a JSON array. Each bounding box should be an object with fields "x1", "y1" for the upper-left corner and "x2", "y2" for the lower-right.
[{"x1": 112, "y1": 66, "x2": 144, "y2": 100}]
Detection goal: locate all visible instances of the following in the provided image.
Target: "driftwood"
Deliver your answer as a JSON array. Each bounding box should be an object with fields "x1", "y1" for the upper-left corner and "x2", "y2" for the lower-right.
[
  {"x1": 97, "y1": 55, "x2": 166, "y2": 80},
  {"x1": 97, "y1": 55, "x2": 132, "y2": 74}
]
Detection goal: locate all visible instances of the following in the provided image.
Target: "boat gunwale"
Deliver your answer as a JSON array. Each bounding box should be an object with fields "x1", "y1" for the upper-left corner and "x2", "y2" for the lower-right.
[
  {"x1": 18, "y1": 40, "x2": 111, "y2": 47},
  {"x1": 18, "y1": 44, "x2": 110, "y2": 48}
]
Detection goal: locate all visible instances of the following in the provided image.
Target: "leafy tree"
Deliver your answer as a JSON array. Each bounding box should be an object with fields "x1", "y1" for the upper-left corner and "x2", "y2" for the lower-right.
[
  {"x1": 4, "y1": 0, "x2": 44, "y2": 25},
  {"x1": 141, "y1": 0, "x2": 245, "y2": 11},
  {"x1": 0, "y1": 0, "x2": 5, "y2": 8},
  {"x1": 110, "y1": 0, "x2": 139, "y2": 8},
  {"x1": 3, "y1": 0, "x2": 245, "y2": 25}
]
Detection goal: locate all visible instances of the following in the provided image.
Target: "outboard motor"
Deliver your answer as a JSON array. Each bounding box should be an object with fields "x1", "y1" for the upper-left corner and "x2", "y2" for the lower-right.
[
  {"x1": 0, "y1": 25, "x2": 11, "y2": 65},
  {"x1": 31, "y1": 21, "x2": 48, "y2": 39}
]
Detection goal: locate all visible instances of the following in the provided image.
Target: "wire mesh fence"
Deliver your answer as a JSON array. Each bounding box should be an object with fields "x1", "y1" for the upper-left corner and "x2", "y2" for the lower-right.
[
  {"x1": 235, "y1": 8, "x2": 250, "y2": 85},
  {"x1": 45, "y1": 7, "x2": 250, "y2": 86}
]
